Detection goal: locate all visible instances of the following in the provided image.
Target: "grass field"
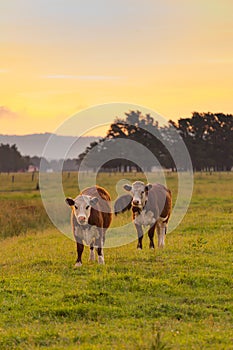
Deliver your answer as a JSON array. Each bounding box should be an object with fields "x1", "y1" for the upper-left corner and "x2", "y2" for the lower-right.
[{"x1": 0, "y1": 172, "x2": 233, "y2": 349}]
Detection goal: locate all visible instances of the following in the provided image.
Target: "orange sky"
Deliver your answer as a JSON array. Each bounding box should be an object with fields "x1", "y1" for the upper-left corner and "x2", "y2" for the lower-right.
[{"x1": 0, "y1": 0, "x2": 232, "y2": 135}]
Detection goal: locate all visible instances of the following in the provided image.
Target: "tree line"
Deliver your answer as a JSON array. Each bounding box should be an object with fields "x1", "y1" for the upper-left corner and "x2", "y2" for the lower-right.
[
  {"x1": 0, "y1": 144, "x2": 78, "y2": 173},
  {"x1": 79, "y1": 111, "x2": 233, "y2": 172},
  {"x1": 1, "y1": 111, "x2": 232, "y2": 172}
]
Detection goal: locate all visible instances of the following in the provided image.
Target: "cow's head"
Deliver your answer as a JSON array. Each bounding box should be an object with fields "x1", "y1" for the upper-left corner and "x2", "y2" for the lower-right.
[
  {"x1": 65, "y1": 195, "x2": 98, "y2": 225},
  {"x1": 123, "y1": 181, "x2": 152, "y2": 209}
]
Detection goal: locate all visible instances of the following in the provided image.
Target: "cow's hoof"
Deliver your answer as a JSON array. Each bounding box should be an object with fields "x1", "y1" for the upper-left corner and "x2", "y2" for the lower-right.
[
  {"x1": 74, "y1": 261, "x2": 82, "y2": 267},
  {"x1": 150, "y1": 246, "x2": 155, "y2": 250},
  {"x1": 137, "y1": 247, "x2": 142, "y2": 250},
  {"x1": 98, "y1": 256, "x2": 105, "y2": 264},
  {"x1": 158, "y1": 244, "x2": 165, "y2": 249}
]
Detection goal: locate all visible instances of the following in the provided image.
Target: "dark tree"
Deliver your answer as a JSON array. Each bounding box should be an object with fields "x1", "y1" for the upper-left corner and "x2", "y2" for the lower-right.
[
  {"x1": 171, "y1": 112, "x2": 233, "y2": 171},
  {"x1": 78, "y1": 110, "x2": 174, "y2": 172},
  {"x1": 0, "y1": 144, "x2": 29, "y2": 172}
]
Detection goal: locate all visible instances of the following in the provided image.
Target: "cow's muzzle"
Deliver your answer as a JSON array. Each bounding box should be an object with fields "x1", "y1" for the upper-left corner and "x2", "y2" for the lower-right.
[{"x1": 78, "y1": 216, "x2": 87, "y2": 225}]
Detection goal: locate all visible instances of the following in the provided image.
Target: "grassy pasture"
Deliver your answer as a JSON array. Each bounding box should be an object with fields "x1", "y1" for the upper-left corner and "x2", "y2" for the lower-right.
[
  {"x1": 0, "y1": 172, "x2": 49, "y2": 239},
  {"x1": 0, "y1": 172, "x2": 232, "y2": 349}
]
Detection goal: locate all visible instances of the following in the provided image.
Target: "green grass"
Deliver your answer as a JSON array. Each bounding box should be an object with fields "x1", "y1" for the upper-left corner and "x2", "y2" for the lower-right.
[
  {"x1": 0, "y1": 172, "x2": 233, "y2": 349},
  {"x1": 0, "y1": 172, "x2": 49, "y2": 238}
]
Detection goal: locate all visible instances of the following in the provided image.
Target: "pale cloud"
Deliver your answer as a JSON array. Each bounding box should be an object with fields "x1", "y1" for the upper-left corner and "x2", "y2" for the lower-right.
[
  {"x1": 42, "y1": 75, "x2": 123, "y2": 80},
  {"x1": 0, "y1": 69, "x2": 8, "y2": 74},
  {"x1": 0, "y1": 106, "x2": 19, "y2": 119},
  {"x1": 19, "y1": 90, "x2": 80, "y2": 98},
  {"x1": 206, "y1": 59, "x2": 233, "y2": 65}
]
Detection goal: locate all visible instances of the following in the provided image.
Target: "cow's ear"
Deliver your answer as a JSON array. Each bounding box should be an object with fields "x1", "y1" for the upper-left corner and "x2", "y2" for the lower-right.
[
  {"x1": 90, "y1": 197, "x2": 98, "y2": 206},
  {"x1": 65, "y1": 197, "x2": 75, "y2": 206},
  {"x1": 123, "y1": 184, "x2": 132, "y2": 192},
  {"x1": 145, "y1": 184, "x2": 152, "y2": 192}
]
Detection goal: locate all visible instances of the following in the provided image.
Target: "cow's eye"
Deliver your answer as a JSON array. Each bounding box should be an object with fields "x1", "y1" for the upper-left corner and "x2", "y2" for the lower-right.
[
  {"x1": 141, "y1": 191, "x2": 145, "y2": 194},
  {"x1": 86, "y1": 205, "x2": 90, "y2": 210}
]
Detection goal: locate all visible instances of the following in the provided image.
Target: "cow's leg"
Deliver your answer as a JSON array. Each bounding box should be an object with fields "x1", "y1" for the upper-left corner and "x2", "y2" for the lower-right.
[
  {"x1": 135, "y1": 224, "x2": 143, "y2": 249},
  {"x1": 157, "y1": 221, "x2": 166, "y2": 248},
  {"x1": 97, "y1": 247, "x2": 104, "y2": 264},
  {"x1": 148, "y1": 224, "x2": 156, "y2": 249},
  {"x1": 96, "y1": 230, "x2": 105, "y2": 264},
  {"x1": 75, "y1": 242, "x2": 84, "y2": 267},
  {"x1": 89, "y1": 244, "x2": 95, "y2": 261},
  {"x1": 102, "y1": 231, "x2": 106, "y2": 246}
]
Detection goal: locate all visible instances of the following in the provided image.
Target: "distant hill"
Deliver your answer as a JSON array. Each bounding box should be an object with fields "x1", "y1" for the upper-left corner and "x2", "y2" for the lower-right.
[{"x1": 0, "y1": 133, "x2": 99, "y2": 160}]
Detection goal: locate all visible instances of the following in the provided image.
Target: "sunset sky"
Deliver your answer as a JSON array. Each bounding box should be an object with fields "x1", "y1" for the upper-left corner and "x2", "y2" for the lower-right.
[{"x1": 0, "y1": 0, "x2": 232, "y2": 135}]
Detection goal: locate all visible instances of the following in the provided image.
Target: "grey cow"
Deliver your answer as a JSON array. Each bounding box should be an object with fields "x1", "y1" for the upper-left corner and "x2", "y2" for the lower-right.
[{"x1": 114, "y1": 181, "x2": 172, "y2": 249}]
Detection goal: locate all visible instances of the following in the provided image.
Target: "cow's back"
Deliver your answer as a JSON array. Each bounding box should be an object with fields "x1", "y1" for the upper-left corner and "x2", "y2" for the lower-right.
[{"x1": 81, "y1": 186, "x2": 112, "y2": 229}]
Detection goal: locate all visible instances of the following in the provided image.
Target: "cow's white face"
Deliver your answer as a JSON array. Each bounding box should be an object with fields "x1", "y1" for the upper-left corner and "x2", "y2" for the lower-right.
[
  {"x1": 123, "y1": 181, "x2": 152, "y2": 209},
  {"x1": 65, "y1": 195, "x2": 98, "y2": 225}
]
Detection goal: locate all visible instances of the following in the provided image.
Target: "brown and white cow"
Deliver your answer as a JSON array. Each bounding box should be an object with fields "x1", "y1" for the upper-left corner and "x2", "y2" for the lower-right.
[
  {"x1": 114, "y1": 181, "x2": 172, "y2": 249},
  {"x1": 66, "y1": 186, "x2": 112, "y2": 267}
]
